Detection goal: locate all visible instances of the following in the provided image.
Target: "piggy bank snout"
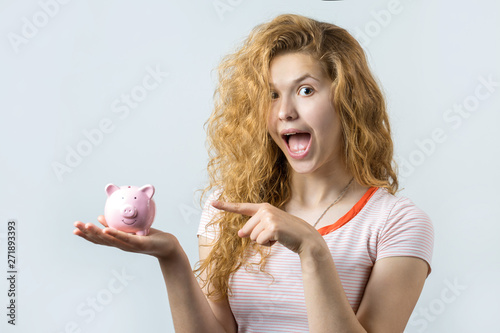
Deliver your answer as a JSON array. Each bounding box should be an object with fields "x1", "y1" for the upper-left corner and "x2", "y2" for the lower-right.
[{"x1": 120, "y1": 204, "x2": 137, "y2": 218}]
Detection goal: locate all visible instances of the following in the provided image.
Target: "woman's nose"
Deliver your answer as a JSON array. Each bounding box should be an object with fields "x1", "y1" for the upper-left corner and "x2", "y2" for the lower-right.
[{"x1": 278, "y1": 98, "x2": 298, "y2": 121}]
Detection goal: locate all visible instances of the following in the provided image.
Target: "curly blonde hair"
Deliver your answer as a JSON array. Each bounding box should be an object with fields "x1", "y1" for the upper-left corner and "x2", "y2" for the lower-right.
[{"x1": 194, "y1": 14, "x2": 398, "y2": 300}]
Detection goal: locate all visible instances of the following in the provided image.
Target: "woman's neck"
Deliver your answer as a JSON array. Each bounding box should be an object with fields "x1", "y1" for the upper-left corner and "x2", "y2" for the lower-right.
[{"x1": 288, "y1": 165, "x2": 354, "y2": 208}]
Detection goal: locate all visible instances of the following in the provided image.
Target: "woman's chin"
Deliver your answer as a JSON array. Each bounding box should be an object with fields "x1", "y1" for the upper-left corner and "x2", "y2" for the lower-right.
[{"x1": 286, "y1": 159, "x2": 316, "y2": 175}]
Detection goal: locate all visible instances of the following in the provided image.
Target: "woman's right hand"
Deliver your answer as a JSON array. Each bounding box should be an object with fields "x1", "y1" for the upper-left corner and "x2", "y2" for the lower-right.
[{"x1": 73, "y1": 215, "x2": 179, "y2": 261}]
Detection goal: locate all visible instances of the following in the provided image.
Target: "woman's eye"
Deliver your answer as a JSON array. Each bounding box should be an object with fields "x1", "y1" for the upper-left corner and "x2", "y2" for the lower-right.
[
  {"x1": 271, "y1": 91, "x2": 279, "y2": 99},
  {"x1": 299, "y1": 87, "x2": 314, "y2": 96}
]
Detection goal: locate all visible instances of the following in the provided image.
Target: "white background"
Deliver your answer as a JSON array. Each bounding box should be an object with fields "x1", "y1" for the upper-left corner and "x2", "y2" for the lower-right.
[{"x1": 1, "y1": 0, "x2": 499, "y2": 332}]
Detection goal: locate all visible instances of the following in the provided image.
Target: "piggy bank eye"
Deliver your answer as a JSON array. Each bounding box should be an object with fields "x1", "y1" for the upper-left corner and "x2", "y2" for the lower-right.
[{"x1": 134, "y1": 197, "x2": 137, "y2": 199}]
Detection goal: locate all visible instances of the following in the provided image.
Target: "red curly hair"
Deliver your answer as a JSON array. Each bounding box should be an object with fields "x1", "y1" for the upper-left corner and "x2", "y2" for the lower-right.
[{"x1": 195, "y1": 13, "x2": 398, "y2": 300}]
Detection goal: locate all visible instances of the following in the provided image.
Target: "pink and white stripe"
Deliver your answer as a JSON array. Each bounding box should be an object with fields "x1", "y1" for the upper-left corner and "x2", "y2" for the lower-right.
[{"x1": 197, "y1": 188, "x2": 434, "y2": 332}]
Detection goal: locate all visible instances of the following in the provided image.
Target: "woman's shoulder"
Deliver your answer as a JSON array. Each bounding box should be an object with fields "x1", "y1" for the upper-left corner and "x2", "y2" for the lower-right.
[
  {"x1": 370, "y1": 187, "x2": 426, "y2": 211},
  {"x1": 365, "y1": 187, "x2": 432, "y2": 226},
  {"x1": 366, "y1": 187, "x2": 433, "y2": 237},
  {"x1": 368, "y1": 188, "x2": 434, "y2": 270}
]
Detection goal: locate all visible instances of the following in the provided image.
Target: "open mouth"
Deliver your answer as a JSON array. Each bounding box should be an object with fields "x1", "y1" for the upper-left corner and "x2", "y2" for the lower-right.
[
  {"x1": 282, "y1": 131, "x2": 312, "y2": 159},
  {"x1": 122, "y1": 218, "x2": 136, "y2": 225}
]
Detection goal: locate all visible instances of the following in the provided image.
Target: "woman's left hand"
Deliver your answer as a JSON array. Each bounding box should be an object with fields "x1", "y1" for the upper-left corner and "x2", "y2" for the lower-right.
[{"x1": 211, "y1": 200, "x2": 323, "y2": 254}]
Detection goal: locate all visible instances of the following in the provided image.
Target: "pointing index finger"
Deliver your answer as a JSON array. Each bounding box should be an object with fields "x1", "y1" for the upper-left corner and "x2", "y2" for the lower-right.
[{"x1": 211, "y1": 200, "x2": 260, "y2": 216}]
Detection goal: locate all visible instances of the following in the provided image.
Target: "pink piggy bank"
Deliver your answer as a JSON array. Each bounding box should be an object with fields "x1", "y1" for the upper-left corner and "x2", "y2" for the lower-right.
[{"x1": 104, "y1": 184, "x2": 156, "y2": 236}]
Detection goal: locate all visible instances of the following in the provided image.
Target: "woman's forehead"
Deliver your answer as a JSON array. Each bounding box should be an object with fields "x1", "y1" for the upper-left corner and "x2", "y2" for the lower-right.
[{"x1": 269, "y1": 53, "x2": 329, "y2": 87}]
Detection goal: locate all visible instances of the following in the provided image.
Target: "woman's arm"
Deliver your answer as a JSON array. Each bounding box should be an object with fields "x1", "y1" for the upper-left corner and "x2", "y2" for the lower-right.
[
  {"x1": 157, "y1": 237, "x2": 236, "y2": 333},
  {"x1": 197, "y1": 236, "x2": 238, "y2": 333},
  {"x1": 356, "y1": 256, "x2": 428, "y2": 332},
  {"x1": 211, "y1": 201, "x2": 429, "y2": 332},
  {"x1": 73, "y1": 217, "x2": 233, "y2": 333},
  {"x1": 299, "y1": 240, "x2": 428, "y2": 333},
  {"x1": 299, "y1": 240, "x2": 365, "y2": 332}
]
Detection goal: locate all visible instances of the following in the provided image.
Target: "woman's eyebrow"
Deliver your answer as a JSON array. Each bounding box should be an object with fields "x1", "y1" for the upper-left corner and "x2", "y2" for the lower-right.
[
  {"x1": 293, "y1": 73, "x2": 320, "y2": 84},
  {"x1": 269, "y1": 73, "x2": 321, "y2": 88}
]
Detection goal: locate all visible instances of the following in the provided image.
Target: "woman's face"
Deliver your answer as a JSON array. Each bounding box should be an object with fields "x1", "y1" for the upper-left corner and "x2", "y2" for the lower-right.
[{"x1": 267, "y1": 52, "x2": 343, "y2": 175}]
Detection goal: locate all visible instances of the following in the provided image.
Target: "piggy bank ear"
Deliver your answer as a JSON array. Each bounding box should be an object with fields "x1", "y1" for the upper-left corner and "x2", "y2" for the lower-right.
[
  {"x1": 105, "y1": 184, "x2": 120, "y2": 197},
  {"x1": 139, "y1": 184, "x2": 155, "y2": 199}
]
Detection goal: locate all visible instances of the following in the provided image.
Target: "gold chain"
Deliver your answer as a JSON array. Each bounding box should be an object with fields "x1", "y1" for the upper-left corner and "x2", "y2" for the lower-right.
[{"x1": 313, "y1": 177, "x2": 354, "y2": 228}]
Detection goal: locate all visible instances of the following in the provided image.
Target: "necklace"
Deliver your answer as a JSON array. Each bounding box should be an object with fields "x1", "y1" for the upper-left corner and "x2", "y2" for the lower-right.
[{"x1": 313, "y1": 177, "x2": 354, "y2": 228}]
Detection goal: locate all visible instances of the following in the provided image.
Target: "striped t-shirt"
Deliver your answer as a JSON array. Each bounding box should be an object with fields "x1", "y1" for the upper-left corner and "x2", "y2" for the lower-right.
[{"x1": 197, "y1": 187, "x2": 434, "y2": 332}]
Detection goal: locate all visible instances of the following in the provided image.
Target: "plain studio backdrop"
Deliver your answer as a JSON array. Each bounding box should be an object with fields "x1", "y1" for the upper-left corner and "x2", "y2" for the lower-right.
[{"x1": 1, "y1": 1, "x2": 499, "y2": 332}]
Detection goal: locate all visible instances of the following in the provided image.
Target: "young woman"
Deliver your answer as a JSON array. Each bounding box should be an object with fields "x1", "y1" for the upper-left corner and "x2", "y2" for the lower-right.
[{"x1": 74, "y1": 14, "x2": 433, "y2": 333}]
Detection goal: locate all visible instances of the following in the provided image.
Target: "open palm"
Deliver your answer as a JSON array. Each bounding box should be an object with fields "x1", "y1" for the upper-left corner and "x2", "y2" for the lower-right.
[{"x1": 73, "y1": 215, "x2": 178, "y2": 260}]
